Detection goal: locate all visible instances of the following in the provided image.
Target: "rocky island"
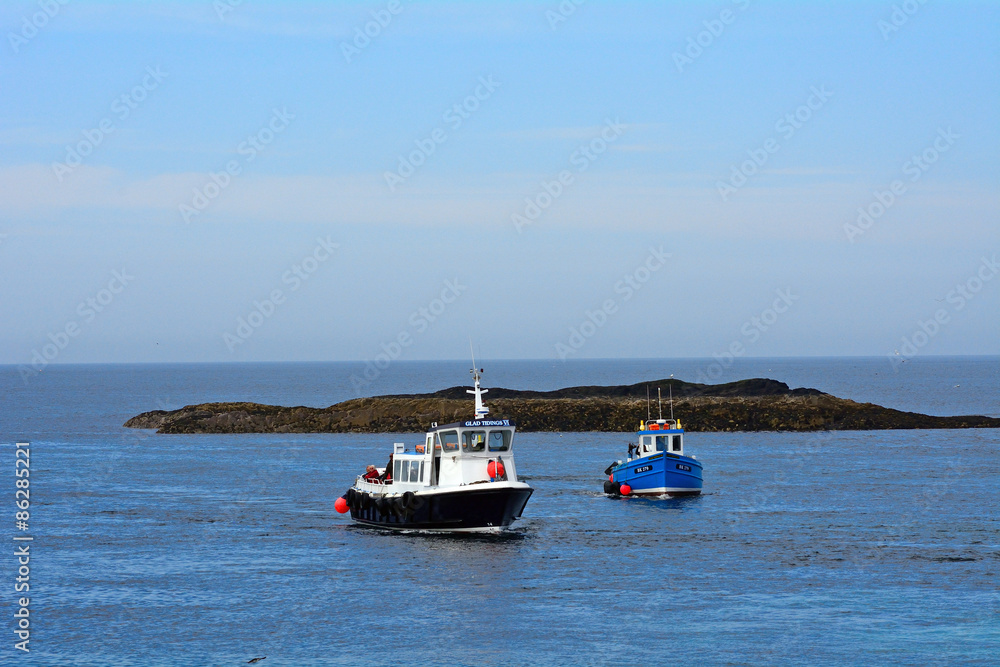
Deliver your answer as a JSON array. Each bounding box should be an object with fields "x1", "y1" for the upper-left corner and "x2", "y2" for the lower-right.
[{"x1": 124, "y1": 378, "x2": 1000, "y2": 434}]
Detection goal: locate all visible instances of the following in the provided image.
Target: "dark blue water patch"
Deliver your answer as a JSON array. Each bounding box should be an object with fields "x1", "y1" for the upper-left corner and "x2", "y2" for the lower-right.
[{"x1": 1, "y1": 427, "x2": 995, "y2": 665}]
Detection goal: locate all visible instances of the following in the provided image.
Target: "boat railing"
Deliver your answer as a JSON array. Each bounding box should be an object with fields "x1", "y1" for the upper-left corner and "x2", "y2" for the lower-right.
[{"x1": 356, "y1": 476, "x2": 392, "y2": 488}]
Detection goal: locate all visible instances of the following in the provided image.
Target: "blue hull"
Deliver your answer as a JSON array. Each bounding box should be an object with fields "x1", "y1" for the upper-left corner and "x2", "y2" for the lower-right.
[{"x1": 609, "y1": 452, "x2": 703, "y2": 496}]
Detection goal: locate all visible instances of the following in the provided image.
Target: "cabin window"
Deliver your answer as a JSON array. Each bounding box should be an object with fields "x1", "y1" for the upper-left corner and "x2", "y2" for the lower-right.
[
  {"x1": 463, "y1": 431, "x2": 487, "y2": 452},
  {"x1": 440, "y1": 430, "x2": 459, "y2": 452},
  {"x1": 393, "y1": 459, "x2": 402, "y2": 481},
  {"x1": 655, "y1": 436, "x2": 668, "y2": 452},
  {"x1": 642, "y1": 436, "x2": 652, "y2": 447},
  {"x1": 409, "y1": 461, "x2": 421, "y2": 483},
  {"x1": 672, "y1": 435, "x2": 682, "y2": 452},
  {"x1": 418, "y1": 461, "x2": 424, "y2": 483},
  {"x1": 488, "y1": 430, "x2": 511, "y2": 451}
]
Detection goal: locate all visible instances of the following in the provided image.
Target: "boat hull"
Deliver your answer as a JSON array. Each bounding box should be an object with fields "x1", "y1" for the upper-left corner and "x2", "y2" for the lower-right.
[
  {"x1": 609, "y1": 452, "x2": 703, "y2": 496},
  {"x1": 347, "y1": 483, "x2": 533, "y2": 532}
]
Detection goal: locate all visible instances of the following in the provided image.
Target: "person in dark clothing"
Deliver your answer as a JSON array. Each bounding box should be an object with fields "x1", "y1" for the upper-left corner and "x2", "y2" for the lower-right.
[{"x1": 379, "y1": 454, "x2": 393, "y2": 482}]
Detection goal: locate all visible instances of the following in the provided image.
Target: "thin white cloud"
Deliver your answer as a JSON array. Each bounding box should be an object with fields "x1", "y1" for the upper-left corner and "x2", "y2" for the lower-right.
[{"x1": 1, "y1": 163, "x2": 994, "y2": 246}]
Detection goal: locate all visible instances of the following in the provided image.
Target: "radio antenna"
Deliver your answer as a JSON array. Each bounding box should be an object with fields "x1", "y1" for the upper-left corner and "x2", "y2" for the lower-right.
[
  {"x1": 669, "y1": 374, "x2": 674, "y2": 421},
  {"x1": 646, "y1": 385, "x2": 651, "y2": 422},
  {"x1": 657, "y1": 387, "x2": 662, "y2": 421}
]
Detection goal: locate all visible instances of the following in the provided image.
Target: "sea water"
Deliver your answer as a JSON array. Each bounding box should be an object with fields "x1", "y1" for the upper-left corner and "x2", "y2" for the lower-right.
[{"x1": 0, "y1": 357, "x2": 997, "y2": 665}]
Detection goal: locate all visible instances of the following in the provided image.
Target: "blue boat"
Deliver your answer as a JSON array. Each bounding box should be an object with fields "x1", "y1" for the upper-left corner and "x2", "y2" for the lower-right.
[{"x1": 604, "y1": 417, "x2": 703, "y2": 497}]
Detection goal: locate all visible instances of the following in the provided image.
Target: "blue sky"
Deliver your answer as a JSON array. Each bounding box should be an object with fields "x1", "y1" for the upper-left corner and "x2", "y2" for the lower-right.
[{"x1": 1, "y1": 0, "x2": 998, "y2": 365}]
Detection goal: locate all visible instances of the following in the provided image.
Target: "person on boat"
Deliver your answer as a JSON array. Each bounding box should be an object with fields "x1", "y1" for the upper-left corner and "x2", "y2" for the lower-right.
[
  {"x1": 362, "y1": 465, "x2": 380, "y2": 480},
  {"x1": 379, "y1": 454, "x2": 393, "y2": 483},
  {"x1": 628, "y1": 442, "x2": 637, "y2": 459}
]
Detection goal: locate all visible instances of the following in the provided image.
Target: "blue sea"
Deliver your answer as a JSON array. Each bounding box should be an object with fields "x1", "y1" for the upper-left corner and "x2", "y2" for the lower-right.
[{"x1": 1, "y1": 356, "x2": 998, "y2": 666}]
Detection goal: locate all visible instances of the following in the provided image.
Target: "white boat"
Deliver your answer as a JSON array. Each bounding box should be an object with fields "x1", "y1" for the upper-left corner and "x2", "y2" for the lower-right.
[{"x1": 335, "y1": 367, "x2": 533, "y2": 532}]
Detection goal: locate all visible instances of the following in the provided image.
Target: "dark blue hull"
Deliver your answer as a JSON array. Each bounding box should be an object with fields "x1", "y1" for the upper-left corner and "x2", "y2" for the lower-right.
[{"x1": 347, "y1": 484, "x2": 533, "y2": 532}]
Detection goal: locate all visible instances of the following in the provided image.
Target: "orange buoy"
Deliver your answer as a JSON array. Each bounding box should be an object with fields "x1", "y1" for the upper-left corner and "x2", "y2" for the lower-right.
[
  {"x1": 620, "y1": 484, "x2": 632, "y2": 496},
  {"x1": 334, "y1": 497, "x2": 349, "y2": 513},
  {"x1": 487, "y1": 460, "x2": 505, "y2": 479}
]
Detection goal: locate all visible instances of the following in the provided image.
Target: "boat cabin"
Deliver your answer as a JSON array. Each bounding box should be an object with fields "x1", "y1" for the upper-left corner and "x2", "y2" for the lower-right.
[
  {"x1": 361, "y1": 419, "x2": 520, "y2": 492},
  {"x1": 632, "y1": 419, "x2": 684, "y2": 459}
]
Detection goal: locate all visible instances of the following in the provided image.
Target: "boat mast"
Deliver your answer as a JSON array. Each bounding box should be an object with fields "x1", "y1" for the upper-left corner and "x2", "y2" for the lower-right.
[
  {"x1": 468, "y1": 368, "x2": 489, "y2": 419},
  {"x1": 657, "y1": 387, "x2": 662, "y2": 421},
  {"x1": 646, "y1": 385, "x2": 650, "y2": 422},
  {"x1": 468, "y1": 342, "x2": 489, "y2": 420}
]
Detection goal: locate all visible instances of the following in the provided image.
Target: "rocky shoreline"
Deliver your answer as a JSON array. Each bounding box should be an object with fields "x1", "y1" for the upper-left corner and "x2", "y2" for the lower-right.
[{"x1": 123, "y1": 378, "x2": 1000, "y2": 434}]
